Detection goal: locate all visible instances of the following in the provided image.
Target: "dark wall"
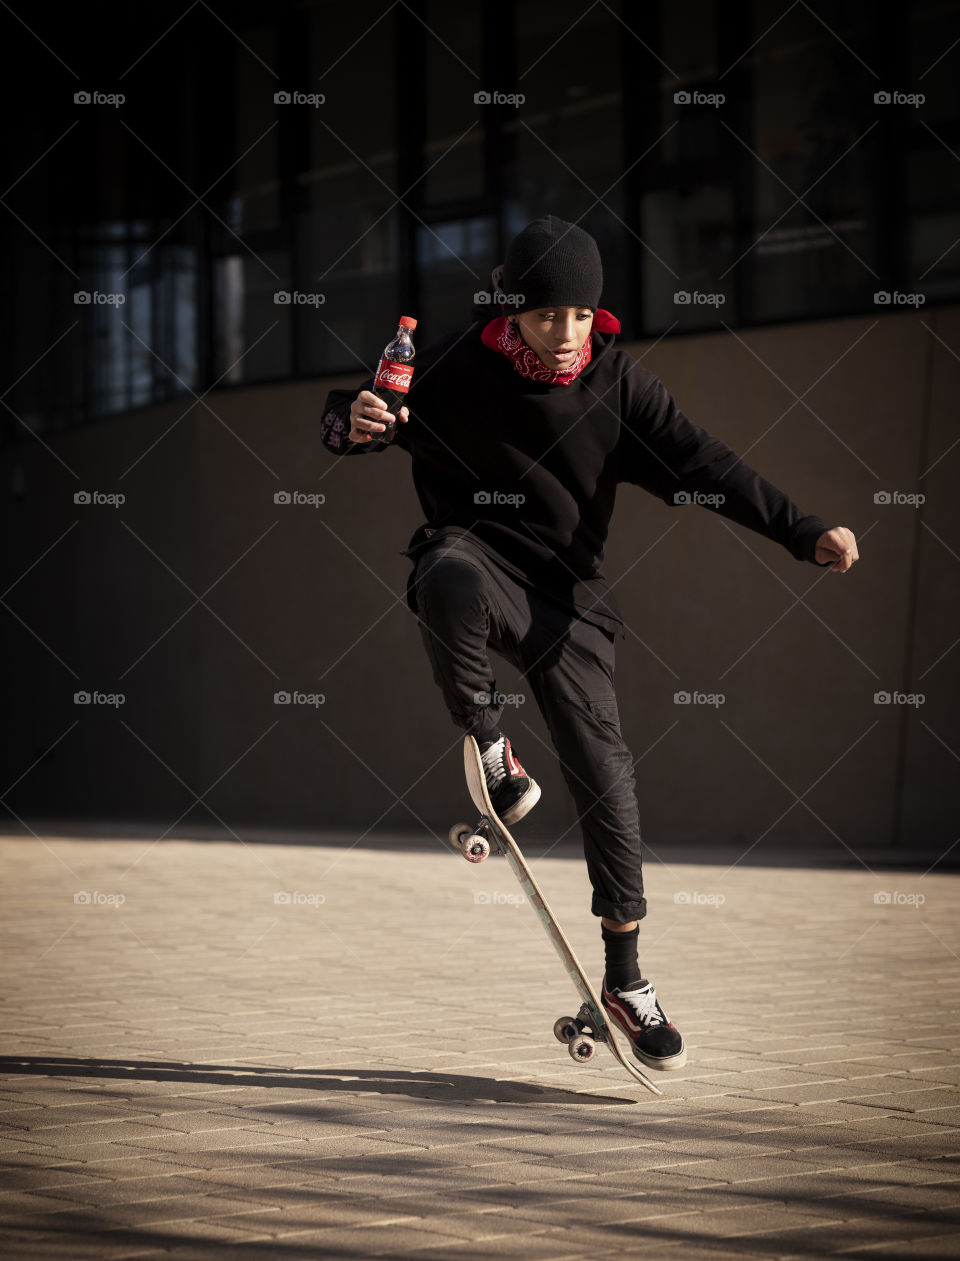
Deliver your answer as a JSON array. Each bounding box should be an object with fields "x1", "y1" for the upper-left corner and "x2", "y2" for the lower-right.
[{"x1": 3, "y1": 306, "x2": 956, "y2": 857}]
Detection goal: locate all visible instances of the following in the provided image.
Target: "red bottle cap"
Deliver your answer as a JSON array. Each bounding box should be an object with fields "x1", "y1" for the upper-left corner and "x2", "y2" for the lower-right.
[{"x1": 399, "y1": 316, "x2": 417, "y2": 329}]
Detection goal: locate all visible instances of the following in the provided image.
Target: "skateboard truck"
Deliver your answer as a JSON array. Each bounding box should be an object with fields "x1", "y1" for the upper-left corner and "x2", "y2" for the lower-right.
[
  {"x1": 448, "y1": 817, "x2": 501, "y2": 864},
  {"x1": 551, "y1": 1003, "x2": 616, "y2": 1065}
]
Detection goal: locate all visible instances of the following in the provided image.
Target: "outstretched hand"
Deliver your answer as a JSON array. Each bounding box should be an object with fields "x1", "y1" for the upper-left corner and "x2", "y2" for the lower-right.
[{"x1": 815, "y1": 526, "x2": 859, "y2": 572}]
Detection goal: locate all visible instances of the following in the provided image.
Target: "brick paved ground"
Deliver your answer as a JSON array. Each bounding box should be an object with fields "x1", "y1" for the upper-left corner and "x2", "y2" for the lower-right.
[{"x1": 0, "y1": 832, "x2": 958, "y2": 1259}]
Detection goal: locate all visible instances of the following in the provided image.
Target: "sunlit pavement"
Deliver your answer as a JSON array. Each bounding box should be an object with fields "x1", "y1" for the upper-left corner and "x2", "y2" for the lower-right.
[{"x1": 1, "y1": 833, "x2": 958, "y2": 1259}]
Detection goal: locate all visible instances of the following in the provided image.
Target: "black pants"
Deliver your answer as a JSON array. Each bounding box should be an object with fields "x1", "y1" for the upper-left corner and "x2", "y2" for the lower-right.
[{"x1": 411, "y1": 540, "x2": 646, "y2": 923}]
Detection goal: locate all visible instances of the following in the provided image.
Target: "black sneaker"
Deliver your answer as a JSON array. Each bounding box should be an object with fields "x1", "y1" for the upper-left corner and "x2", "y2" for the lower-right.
[
  {"x1": 601, "y1": 976, "x2": 686, "y2": 1070},
  {"x1": 479, "y1": 734, "x2": 540, "y2": 825}
]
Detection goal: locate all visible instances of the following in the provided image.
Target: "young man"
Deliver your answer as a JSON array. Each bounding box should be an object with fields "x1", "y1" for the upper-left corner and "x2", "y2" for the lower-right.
[{"x1": 320, "y1": 215, "x2": 859, "y2": 1072}]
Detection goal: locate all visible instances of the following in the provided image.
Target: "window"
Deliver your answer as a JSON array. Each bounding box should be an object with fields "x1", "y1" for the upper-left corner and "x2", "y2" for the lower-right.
[{"x1": 4, "y1": 0, "x2": 960, "y2": 435}]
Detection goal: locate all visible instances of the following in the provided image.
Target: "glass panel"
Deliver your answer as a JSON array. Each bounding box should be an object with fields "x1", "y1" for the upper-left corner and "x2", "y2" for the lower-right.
[
  {"x1": 512, "y1": 1, "x2": 623, "y2": 206},
  {"x1": 213, "y1": 250, "x2": 291, "y2": 383},
  {"x1": 744, "y1": 0, "x2": 879, "y2": 321},
  {"x1": 127, "y1": 265, "x2": 154, "y2": 411},
  {"x1": 910, "y1": 0, "x2": 960, "y2": 129},
  {"x1": 296, "y1": 196, "x2": 399, "y2": 377},
  {"x1": 215, "y1": 257, "x2": 245, "y2": 384},
  {"x1": 641, "y1": 184, "x2": 735, "y2": 331},
  {"x1": 660, "y1": 0, "x2": 720, "y2": 154},
  {"x1": 300, "y1": 1, "x2": 400, "y2": 374},
  {"x1": 661, "y1": 0, "x2": 717, "y2": 78},
  {"x1": 76, "y1": 228, "x2": 199, "y2": 417},
  {"x1": 233, "y1": 25, "x2": 281, "y2": 236},
  {"x1": 88, "y1": 238, "x2": 135, "y2": 417},
  {"x1": 907, "y1": 145, "x2": 960, "y2": 295},
  {"x1": 307, "y1": 3, "x2": 397, "y2": 186},
  {"x1": 169, "y1": 245, "x2": 199, "y2": 397},
  {"x1": 417, "y1": 215, "x2": 496, "y2": 338},
  {"x1": 907, "y1": 3, "x2": 960, "y2": 295},
  {"x1": 422, "y1": 1, "x2": 483, "y2": 203},
  {"x1": 510, "y1": 2, "x2": 625, "y2": 318}
]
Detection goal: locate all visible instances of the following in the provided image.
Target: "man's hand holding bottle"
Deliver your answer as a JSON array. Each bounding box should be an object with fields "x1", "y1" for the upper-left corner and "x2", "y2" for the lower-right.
[{"x1": 348, "y1": 391, "x2": 409, "y2": 443}]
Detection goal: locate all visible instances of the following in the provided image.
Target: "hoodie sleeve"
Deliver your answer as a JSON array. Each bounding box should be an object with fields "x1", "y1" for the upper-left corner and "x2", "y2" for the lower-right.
[
  {"x1": 320, "y1": 376, "x2": 394, "y2": 456},
  {"x1": 618, "y1": 370, "x2": 828, "y2": 565}
]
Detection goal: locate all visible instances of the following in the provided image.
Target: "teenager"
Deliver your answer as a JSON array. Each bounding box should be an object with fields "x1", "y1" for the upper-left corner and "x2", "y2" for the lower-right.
[{"x1": 321, "y1": 215, "x2": 859, "y2": 1070}]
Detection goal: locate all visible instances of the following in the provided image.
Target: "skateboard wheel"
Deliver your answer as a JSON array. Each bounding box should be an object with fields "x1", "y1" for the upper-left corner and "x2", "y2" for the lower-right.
[
  {"x1": 448, "y1": 823, "x2": 473, "y2": 852},
  {"x1": 461, "y1": 833, "x2": 490, "y2": 863},
  {"x1": 553, "y1": 1017, "x2": 579, "y2": 1044},
  {"x1": 568, "y1": 1034, "x2": 596, "y2": 1063}
]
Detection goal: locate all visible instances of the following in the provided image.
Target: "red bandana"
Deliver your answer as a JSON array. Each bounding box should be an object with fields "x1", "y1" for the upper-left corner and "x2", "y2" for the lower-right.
[{"x1": 481, "y1": 309, "x2": 622, "y2": 385}]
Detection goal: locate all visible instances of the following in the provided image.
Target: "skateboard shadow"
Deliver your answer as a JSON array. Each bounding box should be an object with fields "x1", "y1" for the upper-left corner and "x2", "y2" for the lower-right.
[{"x1": 0, "y1": 1055, "x2": 637, "y2": 1107}]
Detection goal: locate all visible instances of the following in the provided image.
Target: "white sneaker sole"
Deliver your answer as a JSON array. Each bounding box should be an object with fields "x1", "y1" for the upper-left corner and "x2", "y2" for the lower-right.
[
  {"x1": 633, "y1": 1043, "x2": 687, "y2": 1071},
  {"x1": 500, "y1": 778, "x2": 541, "y2": 825}
]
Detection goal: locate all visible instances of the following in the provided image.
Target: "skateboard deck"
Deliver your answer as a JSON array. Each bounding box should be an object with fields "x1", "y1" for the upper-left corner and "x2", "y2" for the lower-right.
[{"x1": 452, "y1": 735, "x2": 661, "y2": 1097}]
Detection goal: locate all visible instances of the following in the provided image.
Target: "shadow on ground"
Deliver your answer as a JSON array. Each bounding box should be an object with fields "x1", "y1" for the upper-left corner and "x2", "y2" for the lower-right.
[{"x1": 0, "y1": 1055, "x2": 635, "y2": 1108}]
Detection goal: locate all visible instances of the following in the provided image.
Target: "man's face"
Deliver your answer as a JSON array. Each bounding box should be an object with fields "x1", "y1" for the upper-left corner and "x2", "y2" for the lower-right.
[{"x1": 512, "y1": 306, "x2": 594, "y2": 369}]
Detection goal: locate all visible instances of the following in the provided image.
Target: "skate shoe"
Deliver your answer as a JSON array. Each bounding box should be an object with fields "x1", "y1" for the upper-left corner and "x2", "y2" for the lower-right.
[
  {"x1": 479, "y1": 734, "x2": 540, "y2": 825},
  {"x1": 601, "y1": 976, "x2": 686, "y2": 1070}
]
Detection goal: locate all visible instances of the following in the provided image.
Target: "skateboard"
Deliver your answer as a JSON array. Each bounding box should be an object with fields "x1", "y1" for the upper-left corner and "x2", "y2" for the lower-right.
[{"x1": 448, "y1": 735, "x2": 662, "y2": 1097}]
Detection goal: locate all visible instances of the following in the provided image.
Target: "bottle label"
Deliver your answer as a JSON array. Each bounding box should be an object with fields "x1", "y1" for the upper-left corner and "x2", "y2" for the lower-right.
[{"x1": 374, "y1": 357, "x2": 414, "y2": 394}]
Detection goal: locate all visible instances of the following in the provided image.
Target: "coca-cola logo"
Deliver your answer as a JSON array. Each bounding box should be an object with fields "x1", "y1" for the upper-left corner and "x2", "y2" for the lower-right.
[{"x1": 376, "y1": 362, "x2": 414, "y2": 391}]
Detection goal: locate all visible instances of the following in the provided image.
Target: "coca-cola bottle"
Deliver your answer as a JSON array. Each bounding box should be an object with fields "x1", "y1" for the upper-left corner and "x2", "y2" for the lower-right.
[{"x1": 371, "y1": 316, "x2": 417, "y2": 442}]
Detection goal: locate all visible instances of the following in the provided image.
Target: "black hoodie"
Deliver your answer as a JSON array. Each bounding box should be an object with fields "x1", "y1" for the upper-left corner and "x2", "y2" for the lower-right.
[{"x1": 320, "y1": 320, "x2": 828, "y2": 636}]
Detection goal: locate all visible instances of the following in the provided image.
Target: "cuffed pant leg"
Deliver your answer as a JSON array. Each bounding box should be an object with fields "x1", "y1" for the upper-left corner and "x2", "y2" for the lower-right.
[{"x1": 520, "y1": 609, "x2": 647, "y2": 923}]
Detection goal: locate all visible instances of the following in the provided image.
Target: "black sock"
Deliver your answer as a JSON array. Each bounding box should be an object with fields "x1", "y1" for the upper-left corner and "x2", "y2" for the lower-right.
[
  {"x1": 478, "y1": 731, "x2": 502, "y2": 752},
  {"x1": 602, "y1": 924, "x2": 641, "y2": 990}
]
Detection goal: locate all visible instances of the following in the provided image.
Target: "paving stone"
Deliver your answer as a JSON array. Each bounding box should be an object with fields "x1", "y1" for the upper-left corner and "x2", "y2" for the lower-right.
[
  {"x1": 182, "y1": 1164, "x2": 333, "y2": 1191},
  {"x1": 0, "y1": 1104, "x2": 148, "y2": 1128},
  {"x1": 722, "y1": 1213, "x2": 960, "y2": 1252},
  {"x1": 834, "y1": 1176, "x2": 960, "y2": 1212},
  {"x1": 838, "y1": 1232, "x2": 960, "y2": 1256},
  {"x1": 120, "y1": 1110, "x2": 296, "y2": 1134},
  {"x1": 906, "y1": 1067, "x2": 960, "y2": 1086},
  {"x1": 4, "y1": 1120, "x2": 172, "y2": 1144},
  {"x1": 844, "y1": 1088, "x2": 960, "y2": 1113},
  {"x1": 120, "y1": 1128, "x2": 313, "y2": 1153},
  {"x1": 0, "y1": 1187, "x2": 96, "y2": 1214},
  {"x1": 0, "y1": 1232, "x2": 172, "y2": 1260},
  {"x1": 0, "y1": 1165, "x2": 115, "y2": 1191},
  {"x1": 907, "y1": 1108, "x2": 960, "y2": 1127},
  {"x1": 473, "y1": 1186, "x2": 776, "y2": 1230},
  {"x1": 32, "y1": 1174, "x2": 225, "y2": 1207},
  {"x1": 7, "y1": 1141, "x2": 175, "y2": 1165},
  {"x1": 207, "y1": 1186, "x2": 422, "y2": 1223},
  {"x1": 252, "y1": 1220, "x2": 479, "y2": 1252}
]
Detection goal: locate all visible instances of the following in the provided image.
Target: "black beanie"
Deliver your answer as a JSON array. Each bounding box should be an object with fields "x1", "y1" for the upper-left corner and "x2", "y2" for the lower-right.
[{"x1": 502, "y1": 215, "x2": 603, "y2": 311}]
